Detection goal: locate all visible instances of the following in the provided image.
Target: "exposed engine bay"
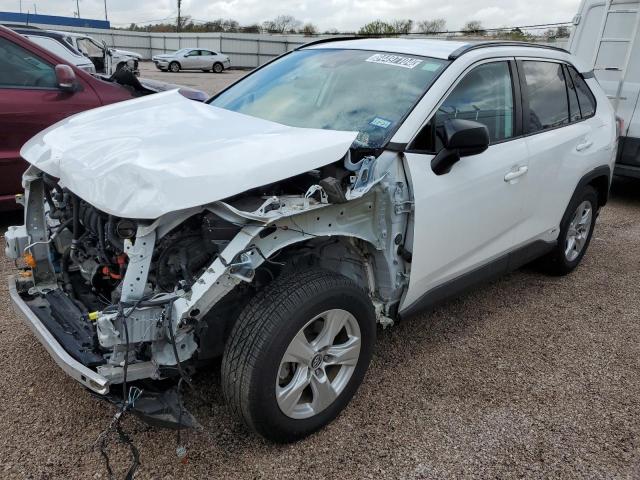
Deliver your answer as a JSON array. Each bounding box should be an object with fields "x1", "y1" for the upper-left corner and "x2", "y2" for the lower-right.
[{"x1": 5, "y1": 148, "x2": 412, "y2": 425}]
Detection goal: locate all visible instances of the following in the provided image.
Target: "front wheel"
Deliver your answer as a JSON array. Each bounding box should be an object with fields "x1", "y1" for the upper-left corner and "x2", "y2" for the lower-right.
[
  {"x1": 221, "y1": 268, "x2": 376, "y2": 443},
  {"x1": 538, "y1": 185, "x2": 598, "y2": 275},
  {"x1": 169, "y1": 61, "x2": 180, "y2": 73}
]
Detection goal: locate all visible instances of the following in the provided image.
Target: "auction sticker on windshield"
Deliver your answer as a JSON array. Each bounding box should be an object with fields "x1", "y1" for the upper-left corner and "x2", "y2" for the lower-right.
[{"x1": 366, "y1": 53, "x2": 423, "y2": 69}]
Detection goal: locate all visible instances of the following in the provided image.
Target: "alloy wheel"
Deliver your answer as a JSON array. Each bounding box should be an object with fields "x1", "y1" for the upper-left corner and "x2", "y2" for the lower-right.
[
  {"x1": 276, "y1": 309, "x2": 361, "y2": 419},
  {"x1": 565, "y1": 200, "x2": 593, "y2": 262}
]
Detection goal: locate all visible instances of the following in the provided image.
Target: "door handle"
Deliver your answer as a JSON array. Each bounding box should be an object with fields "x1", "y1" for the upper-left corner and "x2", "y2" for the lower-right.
[
  {"x1": 504, "y1": 166, "x2": 528, "y2": 182},
  {"x1": 575, "y1": 140, "x2": 593, "y2": 152}
]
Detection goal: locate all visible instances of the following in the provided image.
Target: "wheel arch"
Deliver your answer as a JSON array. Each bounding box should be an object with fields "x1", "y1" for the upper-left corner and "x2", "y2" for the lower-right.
[{"x1": 576, "y1": 165, "x2": 611, "y2": 208}]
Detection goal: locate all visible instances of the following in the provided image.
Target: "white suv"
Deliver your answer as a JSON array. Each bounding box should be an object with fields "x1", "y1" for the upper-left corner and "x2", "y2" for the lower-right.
[{"x1": 6, "y1": 38, "x2": 616, "y2": 443}]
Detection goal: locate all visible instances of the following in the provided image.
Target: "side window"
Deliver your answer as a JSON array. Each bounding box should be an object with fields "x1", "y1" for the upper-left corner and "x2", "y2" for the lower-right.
[
  {"x1": 186, "y1": 50, "x2": 201, "y2": 56},
  {"x1": 565, "y1": 65, "x2": 582, "y2": 122},
  {"x1": 411, "y1": 61, "x2": 515, "y2": 152},
  {"x1": 567, "y1": 66, "x2": 596, "y2": 118},
  {"x1": 522, "y1": 61, "x2": 569, "y2": 133},
  {"x1": 0, "y1": 37, "x2": 57, "y2": 89},
  {"x1": 77, "y1": 38, "x2": 102, "y2": 57}
]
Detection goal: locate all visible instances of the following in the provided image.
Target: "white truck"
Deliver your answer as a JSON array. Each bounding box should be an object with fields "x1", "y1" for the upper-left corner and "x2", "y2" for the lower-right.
[
  {"x1": 12, "y1": 26, "x2": 140, "y2": 76},
  {"x1": 568, "y1": 0, "x2": 640, "y2": 178}
]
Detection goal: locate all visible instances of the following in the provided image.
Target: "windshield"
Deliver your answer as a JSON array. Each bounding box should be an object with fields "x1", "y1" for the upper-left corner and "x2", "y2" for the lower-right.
[
  {"x1": 174, "y1": 48, "x2": 191, "y2": 56},
  {"x1": 210, "y1": 48, "x2": 448, "y2": 148}
]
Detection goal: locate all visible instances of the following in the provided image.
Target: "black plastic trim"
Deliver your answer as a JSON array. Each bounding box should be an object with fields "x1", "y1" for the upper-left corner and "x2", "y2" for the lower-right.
[
  {"x1": 582, "y1": 70, "x2": 595, "y2": 79},
  {"x1": 575, "y1": 165, "x2": 611, "y2": 207},
  {"x1": 399, "y1": 239, "x2": 555, "y2": 318},
  {"x1": 510, "y1": 59, "x2": 524, "y2": 138},
  {"x1": 448, "y1": 41, "x2": 568, "y2": 60}
]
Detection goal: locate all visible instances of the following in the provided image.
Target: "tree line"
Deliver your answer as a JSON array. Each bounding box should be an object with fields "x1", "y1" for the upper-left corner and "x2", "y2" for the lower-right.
[{"x1": 119, "y1": 15, "x2": 570, "y2": 39}]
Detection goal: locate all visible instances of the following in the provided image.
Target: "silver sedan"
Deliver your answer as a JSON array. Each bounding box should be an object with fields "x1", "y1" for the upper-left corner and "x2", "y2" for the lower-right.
[{"x1": 152, "y1": 48, "x2": 231, "y2": 73}]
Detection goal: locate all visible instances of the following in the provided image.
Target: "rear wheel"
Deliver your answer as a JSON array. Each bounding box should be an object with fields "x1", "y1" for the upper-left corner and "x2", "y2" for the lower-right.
[
  {"x1": 169, "y1": 61, "x2": 180, "y2": 73},
  {"x1": 221, "y1": 268, "x2": 376, "y2": 443},
  {"x1": 538, "y1": 185, "x2": 598, "y2": 275},
  {"x1": 213, "y1": 62, "x2": 224, "y2": 73}
]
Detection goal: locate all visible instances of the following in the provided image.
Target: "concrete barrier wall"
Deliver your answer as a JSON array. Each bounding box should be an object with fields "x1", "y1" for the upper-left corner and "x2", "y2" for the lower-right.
[{"x1": 16, "y1": 23, "x2": 569, "y2": 68}]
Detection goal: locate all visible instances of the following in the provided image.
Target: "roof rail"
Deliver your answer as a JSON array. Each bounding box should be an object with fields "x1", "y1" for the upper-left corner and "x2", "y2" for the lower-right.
[
  {"x1": 294, "y1": 35, "x2": 371, "y2": 50},
  {"x1": 448, "y1": 41, "x2": 568, "y2": 60}
]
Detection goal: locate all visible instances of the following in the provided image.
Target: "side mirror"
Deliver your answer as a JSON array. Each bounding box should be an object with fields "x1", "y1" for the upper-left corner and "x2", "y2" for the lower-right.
[
  {"x1": 431, "y1": 118, "x2": 490, "y2": 175},
  {"x1": 54, "y1": 64, "x2": 77, "y2": 92}
]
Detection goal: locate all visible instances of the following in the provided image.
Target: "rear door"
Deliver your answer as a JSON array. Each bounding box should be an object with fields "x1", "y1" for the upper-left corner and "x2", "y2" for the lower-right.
[
  {"x1": 401, "y1": 59, "x2": 531, "y2": 309},
  {"x1": 0, "y1": 35, "x2": 101, "y2": 208},
  {"x1": 518, "y1": 59, "x2": 606, "y2": 239},
  {"x1": 201, "y1": 49, "x2": 215, "y2": 69}
]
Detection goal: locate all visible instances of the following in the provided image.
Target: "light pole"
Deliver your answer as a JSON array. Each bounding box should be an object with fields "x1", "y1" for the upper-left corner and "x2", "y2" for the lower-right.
[
  {"x1": 76, "y1": 0, "x2": 80, "y2": 18},
  {"x1": 177, "y1": 0, "x2": 182, "y2": 33},
  {"x1": 104, "y1": 0, "x2": 108, "y2": 21}
]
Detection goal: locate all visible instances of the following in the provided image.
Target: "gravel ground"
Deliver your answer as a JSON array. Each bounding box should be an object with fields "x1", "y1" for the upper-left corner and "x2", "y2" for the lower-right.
[{"x1": 1, "y1": 105, "x2": 639, "y2": 478}]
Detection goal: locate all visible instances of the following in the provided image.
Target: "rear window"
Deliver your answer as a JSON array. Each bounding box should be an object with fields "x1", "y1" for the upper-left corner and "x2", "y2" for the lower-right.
[{"x1": 522, "y1": 61, "x2": 569, "y2": 133}]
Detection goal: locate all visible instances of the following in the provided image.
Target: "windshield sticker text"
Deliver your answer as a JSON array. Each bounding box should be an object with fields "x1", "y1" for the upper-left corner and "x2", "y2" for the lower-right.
[
  {"x1": 370, "y1": 117, "x2": 392, "y2": 129},
  {"x1": 366, "y1": 54, "x2": 423, "y2": 69}
]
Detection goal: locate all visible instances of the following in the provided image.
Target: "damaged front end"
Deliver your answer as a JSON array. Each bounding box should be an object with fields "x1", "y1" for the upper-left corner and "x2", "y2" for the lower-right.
[{"x1": 6, "y1": 144, "x2": 411, "y2": 429}]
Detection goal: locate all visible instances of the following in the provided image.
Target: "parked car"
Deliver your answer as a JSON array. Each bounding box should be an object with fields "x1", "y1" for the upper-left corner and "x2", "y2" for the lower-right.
[
  {"x1": 6, "y1": 38, "x2": 616, "y2": 443},
  {"x1": 0, "y1": 25, "x2": 207, "y2": 211},
  {"x1": 10, "y1": 26, "x2": 140, "y2": 76},
  {"x1": 568, "y1": 0, "x2": 640, "y2": 178},
  {"x1": 153, "y1": 47, "x2": 230, "y2": 72}
]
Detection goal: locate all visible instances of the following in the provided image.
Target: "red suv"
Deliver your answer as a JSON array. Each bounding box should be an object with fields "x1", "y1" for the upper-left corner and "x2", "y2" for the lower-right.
[{"x1": 0, "y1": 25, "x2": 205, "y2": 211}]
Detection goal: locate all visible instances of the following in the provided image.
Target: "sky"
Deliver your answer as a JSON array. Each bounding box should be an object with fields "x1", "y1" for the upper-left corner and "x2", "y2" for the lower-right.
[{"x1": 0, "y1": 0, "x2": 582, "y2": 32}]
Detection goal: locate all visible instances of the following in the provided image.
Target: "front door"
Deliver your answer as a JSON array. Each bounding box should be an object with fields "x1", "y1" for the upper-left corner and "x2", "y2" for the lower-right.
[
  {"x1": 401, "y1": 60, "x2": 531, "y2": 310},
  {"x1": 183, "y1": 49, "x2": 201, "y2": 69}
]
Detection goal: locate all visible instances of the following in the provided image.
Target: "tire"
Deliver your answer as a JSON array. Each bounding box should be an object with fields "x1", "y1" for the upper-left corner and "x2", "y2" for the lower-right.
[
  {"x1": 222, "y1": 268, "x2": 376, "y2": 443},
  {"x1": 169, "y1": 61, "x2": 180, "y2": 73},
  {"x1": 537, "y1": 185, "x2": 598, "y2": 276},
  {"x1": 213, "y1": 62, "x2": 224, "y2": 73}
]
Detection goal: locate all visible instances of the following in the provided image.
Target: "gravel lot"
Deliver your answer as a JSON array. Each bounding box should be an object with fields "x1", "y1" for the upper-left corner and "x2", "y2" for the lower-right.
[{"x1": 0, "y1": 68, "x2": 639, "y2": 478}]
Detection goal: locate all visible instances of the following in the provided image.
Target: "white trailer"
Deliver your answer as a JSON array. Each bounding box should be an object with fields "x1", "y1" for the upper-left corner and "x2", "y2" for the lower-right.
[{"x1": 568, "y1": 0, "x2": 640, "y2": 178}]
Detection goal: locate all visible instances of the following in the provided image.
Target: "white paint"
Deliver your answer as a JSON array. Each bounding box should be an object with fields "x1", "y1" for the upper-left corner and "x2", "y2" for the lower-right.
[{"x1": 20, "y1": 90, "x2": 357, "y2": 219}]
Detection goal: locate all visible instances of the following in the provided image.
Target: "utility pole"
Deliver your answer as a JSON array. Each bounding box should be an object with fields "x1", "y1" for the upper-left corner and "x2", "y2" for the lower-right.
[
  {"x1": 177, "y1": 0, "x2": 182, "y2": 33},
  {"x1": 76, "y1": 0, "x2": 80, "y2": 18},
  {"x1": 104, "y1": 0, "x2": 108, "y2": 21},
  {"x1": 19, "y1": 0, "x2": 22, "y2": 14}
]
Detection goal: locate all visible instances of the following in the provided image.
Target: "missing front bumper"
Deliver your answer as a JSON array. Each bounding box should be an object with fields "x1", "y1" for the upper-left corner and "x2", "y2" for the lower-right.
[{"x1": 8, "y1": 276, "x2": 110, "y2": 394}]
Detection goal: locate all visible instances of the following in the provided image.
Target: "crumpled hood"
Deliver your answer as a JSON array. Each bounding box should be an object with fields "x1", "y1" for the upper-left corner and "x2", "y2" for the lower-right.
[{"x1": 21, "y1": 90, "x2": 357, "y2": 219}]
